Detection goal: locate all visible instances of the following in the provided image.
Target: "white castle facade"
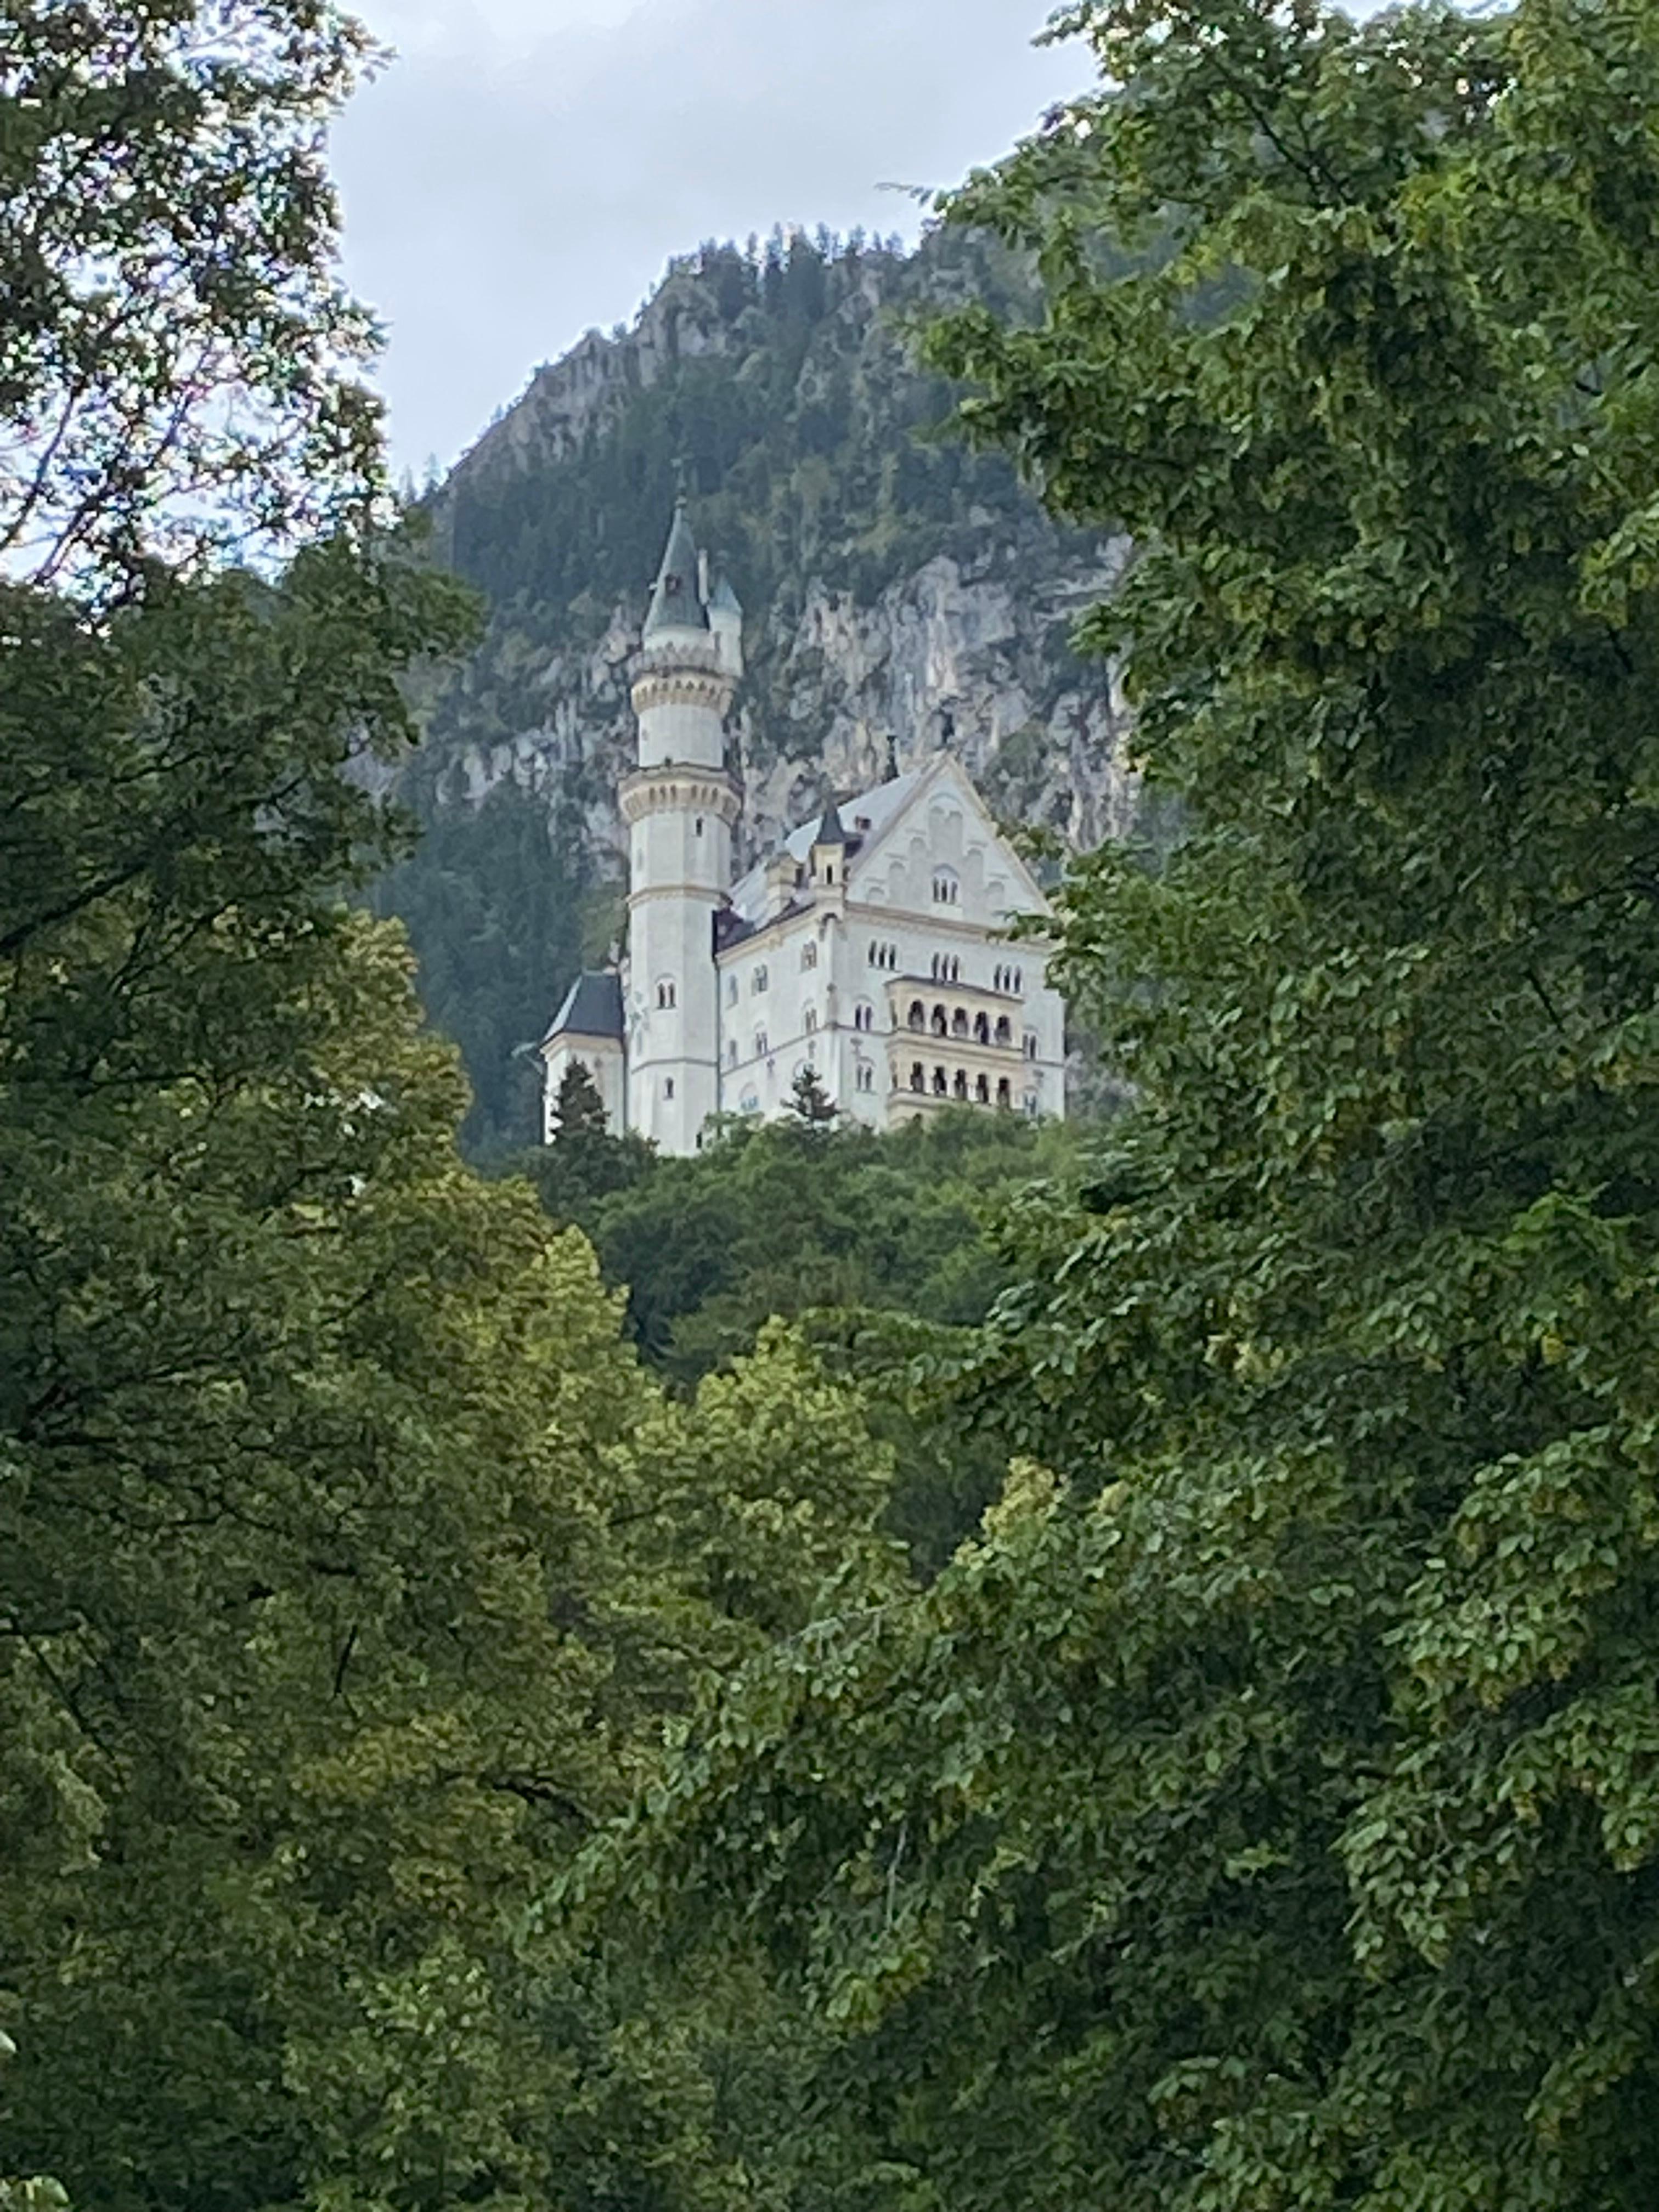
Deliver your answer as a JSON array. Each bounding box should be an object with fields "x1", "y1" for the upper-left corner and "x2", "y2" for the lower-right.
[{"x1": 538, "y1": 504, "x2": 1066, "y2": 1156}]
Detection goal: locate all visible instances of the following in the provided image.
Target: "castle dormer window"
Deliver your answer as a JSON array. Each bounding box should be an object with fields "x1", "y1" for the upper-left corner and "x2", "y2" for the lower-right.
[{"x1": 932, "y1": 867, "x2": 960, "y2": 906}]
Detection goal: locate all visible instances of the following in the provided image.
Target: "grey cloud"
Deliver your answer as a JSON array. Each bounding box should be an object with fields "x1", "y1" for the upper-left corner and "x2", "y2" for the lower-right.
[{"x1": 330, "y1": 0, "x2": 1087, "y2": 475}]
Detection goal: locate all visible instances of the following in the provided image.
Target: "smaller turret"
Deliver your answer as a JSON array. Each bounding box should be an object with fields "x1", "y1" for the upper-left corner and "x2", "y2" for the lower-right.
[{"x1": 708, "y1": 573, "x2": 744, "y2": 679}]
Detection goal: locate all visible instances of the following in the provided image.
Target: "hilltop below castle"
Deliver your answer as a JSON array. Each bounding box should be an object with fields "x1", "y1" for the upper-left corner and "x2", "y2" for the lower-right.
[{"x1": 540, "y1": 505, "x2": 1066, "y2": 1155}]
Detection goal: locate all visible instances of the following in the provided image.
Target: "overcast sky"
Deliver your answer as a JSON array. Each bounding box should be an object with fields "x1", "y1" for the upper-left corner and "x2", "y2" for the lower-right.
[{"x1": 329, "y1": 0, "x2": 1090, "y2": 479}]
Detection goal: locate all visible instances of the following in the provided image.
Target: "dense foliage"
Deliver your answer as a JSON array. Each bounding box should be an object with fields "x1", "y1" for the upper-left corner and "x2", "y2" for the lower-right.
[
  {"x1": 573, "y1": 3, "x2": 1659, "y2": 2208},
  {"x1": 520, "y1": 1100, "x2": 1081, "y2": 1570}
]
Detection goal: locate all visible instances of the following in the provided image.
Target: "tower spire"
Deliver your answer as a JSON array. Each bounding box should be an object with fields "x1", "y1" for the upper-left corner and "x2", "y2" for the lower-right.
[{"x1": 644, "y1": 499, "x2": 708, "y2": 637}]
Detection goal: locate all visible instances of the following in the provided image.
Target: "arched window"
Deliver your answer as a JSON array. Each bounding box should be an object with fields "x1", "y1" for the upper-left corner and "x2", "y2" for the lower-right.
[
  {"x1": 725, "y1": 974, "x2": 738, "y2": 1006},
  {"x1": 885, "y1": 943, "x2": 898, "y2": 969},
  {"x1": 801, "y1": 941, "x2": 817, "y2": 970},
  {"x1": 1013, "y1": 967, "x2": 1023, "y2": 992},
  {"x1": 908, "y1": 1000, "x2": 926, "y2": 1031},
  {"x1": 855, "y1": 1002, "x2": 874, "y2": 1032},
  {"x1": 695, "y1": 816, "x2": 705, "y2": 837},
  {"x1": 868, "y1": 940, "x2": 879, "y2": 966},
  {"x1": 993, "y1": 964, "x2": 1005, "y2": 992},
  {"x1": 995, "y1": 1015, "x2": 1013, "y2": 1046},
  {"x1": 974, "y1": 1012, "x2": 990, "y2": 1044},
  {"x1": 804, "y1": 1007, "x2": 818, "y2": 1035},
  {"x1": 740, "y1": 1090, "x2": 759, "y2": 1114},
  {"x1": 953, "y1": 1069, "x2": 969, "y2": 1099},
  {"x1": 950, "y1": 956, "x2": 961, "y2": 983},
  {"x1": 754, "y1": 964, "x2": 770, "y2": 993},
  {"x1": 932, "y1": 1066, "x2": 949, "y2": 1096},
  {"x1": 664, "y1": 1077, "x2": 675, "y2": 1100},
  {"x1": 932, "y1": 867, "x2": 960, "y2": 906},
  {"x1": 952, "y1": 1008, "x2": 969, "y2": 1038},
  {"x1": 1025, "y1": 1031, "x2": 1039, "y2": 1060},
  {"x1": 910, "y1": 1062, "x2": 926, "y2": 1093},
  {"x1": 755, "y1": 1029, "x2": 769, "y2": 1058},
  {"x1": 657, "y1": 979, "x2": 676, "y2": 1009},
  {"x1": 974, "y1": 1073, "x2": 990, "y2": 1103},
  {"x1": 932, "y1": 1005, "x2": 949, "y2": 1037},
  {"x1": 996, "y1": 1077, "x2": 1011, "y2": 1108},
  {"x1": 726, "y1": 1040, "x2": 738, "y2": 1067},
  {"x1": 856, "y1": 1063, "x2": 874, "y2": 1092}
]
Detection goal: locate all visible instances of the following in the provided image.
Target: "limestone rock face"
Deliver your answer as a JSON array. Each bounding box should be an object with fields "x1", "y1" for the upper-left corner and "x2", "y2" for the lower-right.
[{"x1": 427, "y1": 545, "x2": 1139, "y2": 884}]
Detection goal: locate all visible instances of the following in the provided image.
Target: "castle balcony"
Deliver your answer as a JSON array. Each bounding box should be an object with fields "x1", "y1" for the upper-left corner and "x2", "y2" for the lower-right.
[{"x1": 886, "y1": 977, "x2": 1026, "y2": 1056}]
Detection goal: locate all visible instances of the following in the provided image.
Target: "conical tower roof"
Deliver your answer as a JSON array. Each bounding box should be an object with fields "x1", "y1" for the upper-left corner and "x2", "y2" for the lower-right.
[
  {"x1": 814, "y1": 799, "x2": 851, "y2": 848},
  {"x1": 643, "y1": 500, "x2": 708, "y2": 636}
]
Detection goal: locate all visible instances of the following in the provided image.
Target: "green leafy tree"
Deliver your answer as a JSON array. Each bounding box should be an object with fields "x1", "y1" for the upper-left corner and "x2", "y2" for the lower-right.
[
  {"x1": 595, "y1": 3, "x2": 1659, "y2": 2208},
  {"x1": 0, "y1": 0, "x2": 384, "y2": 594}
]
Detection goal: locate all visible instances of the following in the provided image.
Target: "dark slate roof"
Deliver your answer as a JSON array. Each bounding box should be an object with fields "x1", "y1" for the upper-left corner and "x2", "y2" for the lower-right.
[
  {"x1": 544, "y1": 970, "x2": 624, "y2": 1043},
  {"x1": 814, "y1": 799, "x2": 851, "y2": 848},
  {"x1": 643, "y1": 501, "x2": 708, "y2": 636}
]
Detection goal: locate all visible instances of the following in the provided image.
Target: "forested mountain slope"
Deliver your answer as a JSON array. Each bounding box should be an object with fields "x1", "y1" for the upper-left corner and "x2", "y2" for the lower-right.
[{"x1": 376, "y1": 225, "x2": 1141, "y2": 1148}]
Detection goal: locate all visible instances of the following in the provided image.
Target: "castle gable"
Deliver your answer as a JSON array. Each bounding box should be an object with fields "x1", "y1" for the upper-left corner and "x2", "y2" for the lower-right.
[{"x1": 844, "y1": 756, "x2": 1048, "y2": 928}]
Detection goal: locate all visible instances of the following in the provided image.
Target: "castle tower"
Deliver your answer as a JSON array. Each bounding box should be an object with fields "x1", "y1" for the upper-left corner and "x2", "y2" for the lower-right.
[{"x1": 621, "y1": 503, "x2": 743, "y2": 1152}]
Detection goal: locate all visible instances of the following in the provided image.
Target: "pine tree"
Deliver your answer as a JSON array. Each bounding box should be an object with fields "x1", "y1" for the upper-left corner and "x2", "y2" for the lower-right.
[
  {"x1": 787, "y1": 1064, "x2": 837, "y2": 1129},
  {"x1": 551, "y1": 1058, "x2": 610, "y2": 1143}
]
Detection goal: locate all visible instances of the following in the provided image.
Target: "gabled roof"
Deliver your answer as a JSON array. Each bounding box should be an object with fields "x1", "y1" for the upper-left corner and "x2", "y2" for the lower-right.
[
  {"x1": 543, "y1": 970, "x2": 624, "y2": 1044},
  {"x1": 643, "y1": 501, "x2": 708, "y2": 637},
  {"x1": 727, "y1": 766, "x2": 925, "y2": 920}
]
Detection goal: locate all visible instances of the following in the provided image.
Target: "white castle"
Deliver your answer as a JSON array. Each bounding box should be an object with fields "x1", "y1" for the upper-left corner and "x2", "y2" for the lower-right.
[{"x1": 539, "y1": 503, "x2": 1066, "y2": 1155}]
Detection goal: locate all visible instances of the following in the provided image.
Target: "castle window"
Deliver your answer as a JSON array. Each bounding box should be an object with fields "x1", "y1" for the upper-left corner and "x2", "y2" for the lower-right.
[
  {"x1": 695, "y1": 816, "x2": 704, "y2": 836},
  {"x1": 930, "y1": 953, "x2": 941, "y2": 981},
  {"x1": 657, "y1": 979, "x2": 676, "y2": 1009},
  {"x1": 952, "y1": 1009, "x2": 969, "y2": 1039},
  {"x1": 1024, "y1": 1092, "x2": 1039, "y2": 1118},
  {"x1": 804, "y1": 1007, "x2": 818, "y2": 1035},
  {"x1": 726, "y1": 974, "x2": 738, "y2": 1006},
  {"x1": 855, "y1": 1001, "x2": 874, "y2": 1032},
  {"x1": 740, "y1": 1090, "x2": 759, "y2": 1114},
  {"x1": 932, "y1": 868, "x2": 960, "y2": 906},
  {"x1": 856, "y1": 1063, "x2": 874, "y2": 1092},
  {"x1": 1025, "y1": 1031, "x2": 1039, "y2": 1060},
  {"x1": 726, "y1": 1040, "x2": 738, "y2": 1067},
  {"x1": 950, "y1": 956, "x2": 961, "y2": 983},
  {"x1": 974, "y1": 1012, "x2": 989, "y2": 1044},
  {"x1": 664, "y1": 1077, "x2": 675, "y2": 1099},
  {"x1": 754, "y1": 1029, "x2": 769, "y2": 1058},
  {"x1": 932, "y1": 1005, "x2": 949, "y2": 1037},
  {"x1": 996, "y1": 1077, "x2": 1011, "y2": 1108},
  {"x1": 932, "y1": 1066, "x2": 948, "y2": 1096},
  {"x1": 1013, "y1": 967, "x2": 1023, "y2": 992},
  {"x1": 801, "y1": 941, "x2": 817, "y2": 970},
  {"x1": 908, "y1": 1000, "x2": 926, "y2": 1031},
  {"x1": 753, "y1": 964, "x2": 769, "y2": 994},
  {"x1": 975, "y1": 1073, "x2": 990, "y2": 1103},
  {"x1": 910, "y1": 1063, "x2": 926, "y2": 1093},
  {"x1": 993, "y1": 964, "x2": 1003, "y2": 992},
  {"x1": 995, "y1": 1015, "x2": 1013, "y2": 1046},
  {"x1": 868, "y1": 940, "x2": 879, "y2": 966}
]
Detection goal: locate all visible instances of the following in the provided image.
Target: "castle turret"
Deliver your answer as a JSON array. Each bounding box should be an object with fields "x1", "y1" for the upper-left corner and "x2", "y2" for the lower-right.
[{"x1": 620, "y1": 503, "x2": 742, "y2": 1152}]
